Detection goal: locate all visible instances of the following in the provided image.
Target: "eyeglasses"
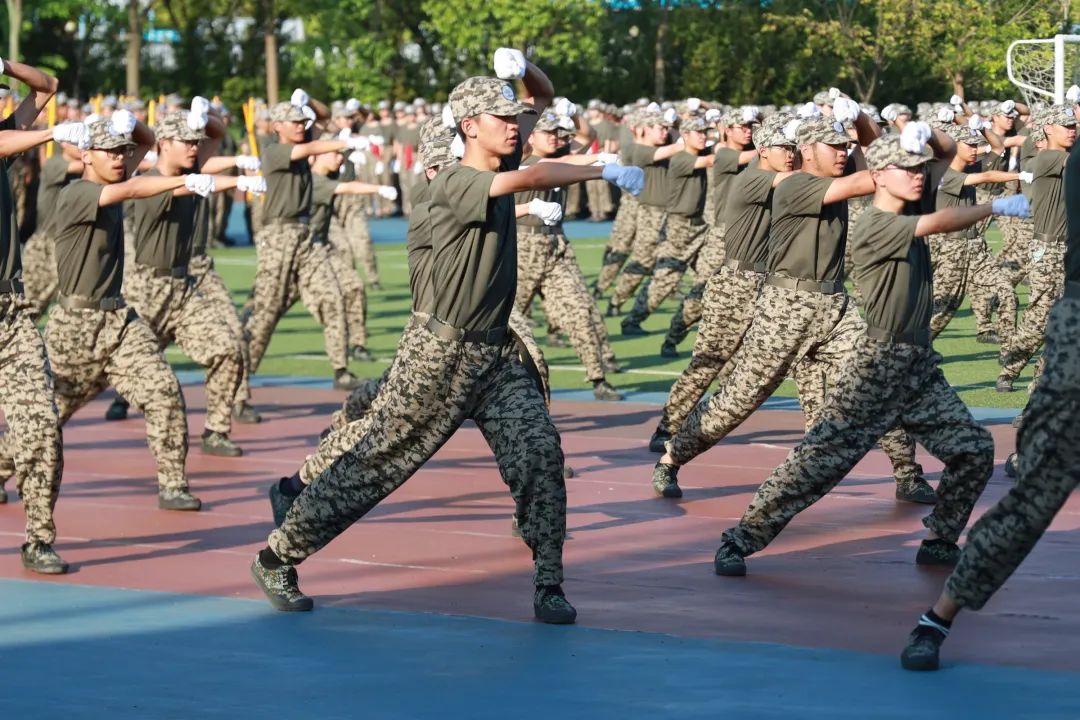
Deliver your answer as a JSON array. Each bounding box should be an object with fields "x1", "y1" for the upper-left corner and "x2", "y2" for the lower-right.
[{"x1": 98, "y1": 147, "x2": 135, "y2": 158}]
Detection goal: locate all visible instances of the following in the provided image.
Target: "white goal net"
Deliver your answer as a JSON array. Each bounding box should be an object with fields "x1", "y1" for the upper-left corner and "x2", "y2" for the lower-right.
[{"x1": 1007, "y1": 34, "x2": 1080, "y2": 106}]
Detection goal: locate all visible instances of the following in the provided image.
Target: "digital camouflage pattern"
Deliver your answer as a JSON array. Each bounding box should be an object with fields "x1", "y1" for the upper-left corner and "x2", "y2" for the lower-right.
[
  {"x1": 999, "y1": 235, "x2": 1066, "y2": 381},
  {"x1": 928, "y1": 234, "x2": 1017, "y2": 340},
  {"x1": 20, "y1": 230, "x2": 58, "y2": 316},
  {"x1": 596, "y1": 193, "x2": 639, "y2": 294},
  {"x1": 447, "y1": 77, "x2": 535, "y2": 122},
  {"x1": 330, "y1": 194, "x2": 380, "y2": 286},
  {"x1": 664, "y1": 222, "x2": 728, "y2": 347},
  {"x1": 609, "y1": 203, "x2": 666, "y2": 307},
  {"x1": 154, "y1": 111, "x2": 207, "y2": 141},
  {"x1": 622, "y1": 215, "x2": 709, "y2": 327},
  {"x1": 188, "y1": 254, "x2": 254, "y2": 407}
]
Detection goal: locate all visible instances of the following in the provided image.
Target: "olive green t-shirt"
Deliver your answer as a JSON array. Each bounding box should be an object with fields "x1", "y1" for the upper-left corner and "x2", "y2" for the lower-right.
[
  {"x1": 1019, "y1": 131, "x2": 1036, "y2": 201},
  {"x1": 767, "y1": 173, "x2": 847, "y2": 284},
  {"x1": 36, "y1": 152, "x2": 75, "y2": 237},
  {"x1": 129, "y1": 169, "x2": 197, "y2": 270},
  {"x1": 310, "y1": 172, "x2": 341, "y2": 242},
  {"x1": 710, "y1": 147, "x2": 744, "y2": 225},
  {"x1": 1064, "y1": 141, "x2": 1080, "y2": 283},
  {"x1": 189, "y1": 196, "x2": 212, "y2": 258},
  {"x1": 625, "y1": 143, "x2": 668, "y2": 208},
  {"x1": 407, "y1": 184, "x2": 434, "y2": 313},
  {"x1": 0, "y1": 116, "x2": 18, "y2": 283},
  {"x1": 851, "y1": 207, "x2": 931, "y2": 340},
  {"x1": 1031, "y1": 149, "x2": 1068, "y2": 238},
  {"x1": 935, "y1": 167, "x2": 977, "y2": 238},
  {"x1": 53, "y1": 180, "x2": 124, "y2": 301},
  {"x1": 617, "y1": 124, "x2": 634, "y2": 163},
  {"x1": 428, "y1": 144, "x2": 522, "y2": 330},
  {"x1": 515, "y1": 155, "x2": 565, "y2": 229},
  {"x1": 666, "y1": 150, "x2": 707, "y2": 218},
  {"x1": 722, "y1": 164, "x2": 776, "y2": 266},
  {"x1": 262, "y1": 142, "x2": 313, "y2": 222}
]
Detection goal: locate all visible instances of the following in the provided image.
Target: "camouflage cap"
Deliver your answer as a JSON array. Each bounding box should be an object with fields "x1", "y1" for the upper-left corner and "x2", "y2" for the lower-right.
[
  {"x1": 813, "y1": 90, "x2": 832, "y2": 106},
  {"x1": 752, "y1": 113, "x2": 797, "y2": 148},
  {"x1": 418, "y1": 118, "x2": 456, "y2": 169},
  {"x1": 680, "y1": 116, "x2": 707, "y2": 133},
  {"x1": 270, "y1": 102, "x2": 306, "y2": 122},
  {"x1": 448, "y1": 77, "x2": 536, "y2": 124},
  {"x1": 864, "y1": 134, "x2": 932, "y2": 171},
  {"x1": 990, "y1": 100, "x2": 1019, "y2": 118},
  {"x1": 154, "y1": 111, "x2": 207, "y2": 142},
  {"x1": 721, "y1": 107, "x2": 759, "y2": 127},
  {"x1": 533, "y1": 111, "x2": 560, "y2": 134},
  {"x1": 893, "y1": 104, "x2": 913, "y2": 118},
  {"x1": 795, "y1": 116, "x2": 850, "y2": 146},
  {"x1": 85, "y1": 119, "x2": 136, "y2": 151},
  {"x1": 419, "y1": 116, "x2": 451, "y2": 148},
  {"x1": 1030, "y1": 126, "x2": 1047, "y2": 144},
  {"x1": 944, "y1": 123, "x2": 984, "y2": 145},
  {"x1": 1042, "y1": 104, "x2": 1077, "y2": 127},
  {"x1": 638, "y1": 110, "x2": 669, "y2": 128}
]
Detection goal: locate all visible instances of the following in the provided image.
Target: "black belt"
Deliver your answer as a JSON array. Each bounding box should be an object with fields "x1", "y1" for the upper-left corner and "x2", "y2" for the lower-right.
[
  {"x1": 865, "y1": 326, "x2": 931, "y2": 347},
  {"x1": 0, "y1": 278, "x2": 23, "y2": 294},
  {"x1": 265, "y1": 216, "x2": 311, "y2": 227},
  {"x1": 57, "y1": 294, "x2": 126, "y2": 311},
  {"x1": 765, "y1": 274, "x2": 844, "y2": 295},
  {"x1": 669, "y1": 214, "x2": 706, "y2": 227},
  {"x1": 723, "y1": 258, "x2": 766, "y2": 274},
  {"x1": 517, "y1": 224, "x2": 560, "y2": 236},
  {"x1": 139, "y1": 264, "x2": 188, "y2": 279},
  {"x1": 1033, "y1": 232, "x2": 1065, "y2": 244},
  {"x1": 425, "y1": 316, "x2": 508, "y2": 345}
]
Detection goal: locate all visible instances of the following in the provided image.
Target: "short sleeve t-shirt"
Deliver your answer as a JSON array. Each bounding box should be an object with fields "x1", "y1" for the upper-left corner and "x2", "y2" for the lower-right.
[
  {"x1": 710, "y1": 147, "x2": 745, "y2": 225},
  {"x1": 935, "y1": 167, "x2": 977, "y2": 238},
  {"x1": 515, "y1": 155, "x2": 565, "y2": 229},
  {"x1": 36, "y1": 152, "x2": 75, "y2": 237},
  {"x1": 1064, "y1": 141, "x2": 1080, "y2": 284},
  {"x1": 851, "y1": 207, "x2": 931, "y2": 340},
  {"x1": 666, "y1": 150, "x2": 707, "y2": 218},
  {"x1": 262, "y1": 142, "x2": 313, "y2": 222},
  {"x1": 722, "y1": 165, "x2": 776, "y2": 266},
  {"x1": 406, "y1": 184, "x2": 434, "y2": 313},
  {"x1": 310, "y1": 172, "x2": 341, "y2": 241},
  {"x1": 130, "y1": 169, "x2": 197, "y2": 270},
  {"x1": 767, "y1": 173, "x2": 847, "y2": 284},
  {"x1": 1031, "y1": 149, "x2": 1068, "y2": 238},
  {"x1": 428, "y1": 143, "x2": 523, "y2": 330},
  {"x1": 0, "y1": 116, "x2": 18, "y2": 283},
  {"x1": 53, "y1": 180, "x2": 124, "y2": 301},
  {"x1": 625, "y1": 143, "x2": 668, "y2": 208}
]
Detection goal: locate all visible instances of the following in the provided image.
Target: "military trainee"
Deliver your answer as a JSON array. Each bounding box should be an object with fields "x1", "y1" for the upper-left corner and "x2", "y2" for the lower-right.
[
  {"x1": 249, "y1": 51, "x2": 644, "y2": 624},
  {"x1": 899, "y1": 127, "x2": 1080, "y2": 674},
  {"x1": 711, "y1": 128, "x2": 1029, "y2": 579},
  {"x1": 651, "y1": 108, "x2": 929, "y2": 506},
  {"x1": 593, "y1": 111, "x2": 643, "y2": 297},
  {"x1": 329, "y1": 100, "x2": 383, "y2": 290}
]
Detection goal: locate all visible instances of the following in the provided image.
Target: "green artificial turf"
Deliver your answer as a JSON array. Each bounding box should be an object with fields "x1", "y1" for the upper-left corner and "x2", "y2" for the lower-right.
[{"x1": 189, "y1": 225, "x2": 1031, "y2": 409}]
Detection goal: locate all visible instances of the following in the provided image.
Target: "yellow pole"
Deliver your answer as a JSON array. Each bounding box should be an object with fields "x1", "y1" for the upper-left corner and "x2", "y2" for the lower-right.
[
  {"x1": 147, "y1": 99, "x2": 156, "y2": 127},
  {"x1": 45, "y1": 96, "x2": 57, "y2": 158},
  {"x1": 242, "y1": 97, "x2": 260, "y2": 203}
]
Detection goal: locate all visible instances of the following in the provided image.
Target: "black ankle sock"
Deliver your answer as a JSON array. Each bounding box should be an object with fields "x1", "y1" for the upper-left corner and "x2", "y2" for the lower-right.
[
  {"x1": 258, "y1": 547, "x2": 285, "y2": 569},
  {"x1": 278, "y1": 473, "x2": 305, "y2": 497},
  {"x1": 918, "y1": 608, "x2": 952, "y2": 637}
]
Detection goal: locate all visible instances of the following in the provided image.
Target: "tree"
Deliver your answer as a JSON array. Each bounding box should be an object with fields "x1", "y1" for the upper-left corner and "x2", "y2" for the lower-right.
[{"x1": 5, "y1": 0, "x2": 19, "y2": 62}]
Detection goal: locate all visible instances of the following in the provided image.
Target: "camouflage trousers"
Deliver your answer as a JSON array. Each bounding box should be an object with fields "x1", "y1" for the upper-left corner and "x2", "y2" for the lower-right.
[
  {"x1": 516, "y1": 230, "x2": 613, "y2": 382},
  {"x1": 270, "y1": 321, "x2": 567, "y2": 587},
  {"x1": 249, "y1": 197, "x2": 266, "y2": 237},
  {"x1": 585, "y1": 178, "x2": 614, "y2": 218},
  {"x1": 999, "y1": 235, "x2": 1066, "y2": 384},
  {"x1": 928, "y1": 234, "x2": 1017, "y2": 340},
  {"x1": 997, "y1": 215, "x2": 1033, "y2": 288},
  {"x1": 624, "y1": 215, "x2": 709, "y2": 326},
  {"x1": 657, "y1": 264, "x2": 763, "y2": 436},
  {"x1": 125, "y1": 264, "x2": 246, "y2": 434},
  {"x1": 189, "y1": 254, "x2": 253, "y2": 406},
  {"x1": 399, "y1": 165, "x2": 421, "y2": 216},
  {"x1": 43, "y1": 306, "x2": 189, "y2": 491},
  {"x1": 610, "y1": 204, "x2": 667, "y2": 307},
  {"x1": 330, "y1": 194, "x2": 380, "y2": 286},
  {"x1": 20, "y1": 231, "x2": 58, "y2": 318},
  {"x1": 0, "y1": 297, "x2": 63, "y2": 544},
  {"x1": 947, "y1": 292, "x2": 1080, "y2": 610},
  {"x1": 665, "y1": 223, "x2": 727, "y2": 347},
  {"x1": 596, "y1": 194, "x2": 638, "y2": 295},
  {"x1": 668, "y1": 282, "x2": 921, "y2": 486},
  {"x1": 326, "y1": 242, "x2": 368, "y2": 347},
  {"x1": 722, "y1": 337, "x2": 993, "y2": 556},
  {"x1": 245, "y1": 222, "x2": 350, "y2": 373},
  {"x1": 565, "y1": 182, "x2": 583, "y2": 217}
]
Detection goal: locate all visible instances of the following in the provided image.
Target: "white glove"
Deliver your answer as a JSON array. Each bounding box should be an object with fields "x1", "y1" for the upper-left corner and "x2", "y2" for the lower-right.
[
  {"x1": 936, "y1": 106, "x2": 955, "y2": 123},
  {"x1": 949, "y1": 94, "x2": 963, "y2": 107},
  {"x1": 52, "y1": 122, "x2": 89, "y2": 147},
  {"x1": 234, "y1": 155, "x2": 261, "y2": 171},
  {"x1": 881, "y1": 104, "x2": 898, "y2": 122},
  {"x1": 832, "y1": 97, "x2": 860, "y2": 124},
  {"x1": 646, "y1": 102, "x2": 660, "y2": 112},
  {"x1": 557, "y1": 115, "x2": 575, "y2": 131},
  {"x1": 348, "y1": 150, "x2": 366, "y2": 166},
  {"x1": 391, "y1": 159, "x2": 400, "y2": 174},
  {"x1": 968, "y1": 114, "x2": 986, "y2": 131},
  {"x1": 742, "y1": 106, "x2": 760, "y2": 123},
  {"x1": 377, "y1": 185, "x2": 398, "y2": 201},
  {"x1": 828, "y1": 87, "x2": 845, "y2": 100},
  {"x1": 1067, "y1": 86, "x2": 1080, "y2": 103},
  {"x1": 187, "y1": 109, "x2": 208, "y2": 131},
  {"x1": 450, "y1": 134, "x2": 465, "y2": 158},
  {"x1": 184, "y1": 173, "x2": 215, "y2": 197},
  {"x1": 900, "y1": 121, "x2": 931, "y2": 153},
  {"x1": 594, "y1": 152, "x2": 619, "y2": 165},
  {"x1": 528, "y1": 198, "x2": 563, "y2": 226},
  {"x1": 369, "y1": 134, "x2": 385, "y2": 146},
  {"x1": 290, "y1": 88, "x2": 310, "y2": 108},
  {"x1": 84, "y1": 113, "x2": 102, "y2": 126},
  {"x1": 783, "y1": 119, "x2": 802, "y2": 142},
  {"x1": 345, "y1": 98, "x2": 362, "y2": 113},
  {"x1": 441, "y1": 105, "x2": 456, "y2": 129},
  {"x1": 412, "y1": 162, "x2": 424, "y2": 175},
  {"x1": 687, "y1": 98, "x2": 701, "y2": 111},
  {"x1": 190, "y1": 96, "x2": 210, "y2": 117},
  {"x1": 143, "y1": 150, "x2": 158, "y2": 165},
  {"x1": 237, "y1": 175, "x2": 267, "y2": 194},
  {"x1": 492, "y1": 47, "x2": 527, "y2": 80},
  {"x1": 301, "y1": 105, "x2": 316, "y2": 130},
  {"x1": 345, "y1": 134, "x2": 370, "y2": 152},
  {"x1": 110, "y1": 109, "x2": 136, "y2": 136},
  {"x1": 704, "y1": 108, "x2": 721, "y2": 123},
  {"x1": 1001, "y1": 99, "x2": 1017, "y2": 114},
  {"x1": 554, "y1": 97, "x2": 576, "y2": 117},
  {"x1": 374, "y1": 161, "x2": 385, "y2": 175},
  {"x1": 663, "y1": 107, "x2": 678, "y2": 124},
  {"x1": 1018, "y1": 171, "x2": 1034, "y2": 184},
  {"x1": 797, "y1": 102, "x2": 821, "y2": 119},
  {"x1": 704, "y1": 140, "x2": 715, "y2": 148}
]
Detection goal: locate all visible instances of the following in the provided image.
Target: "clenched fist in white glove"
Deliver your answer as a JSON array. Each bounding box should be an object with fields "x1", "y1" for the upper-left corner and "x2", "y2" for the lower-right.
[
  {"x1": 184, "y1": 173, "x2": 215, "y2": 197},
  {"x1": 594, "y1": 152, "x2": 619, "y2": 166},
  {"x1": 797, "y1": 102, "x2": 821, "y2": 119},
  {"x1": 345, "y1": 98, "x2": 362, "y2": 113},
  {"x1": 378, "y1": 185, "x2": 398, "y2": 201},
  {"x1": 687, "y1": 98, "x2": 701, "y2": 112},
  {"x1": 554, "y1": 97, "x2": 576, "y2": 117},
  {"x1": 235, "y1": 155, "x2": 261, "y2": 171},
  {"x1": 1018, "y1": 171, "x2": 1034, "y2": 184},
  {"x1": 704, "y1": 108, "x2": 721, "y2": 123},
  {"x1": 237, "y1": 175, "x2": 267, "y2": 194},
  {"x1": 348, "y1": 150, "x2": 366, "y2": 166},
  {"x1": 936, "y1": 106, "x2": 955, "y2": 123},
  {"x1": 290, "y1": 88, "x2": 310, "y2": 108},
  {"x1": 831, "y1": 97, "x2": 860, "y2": 124},
  {"x1": 1000, "y1": 99, "x2": 1017, "y2": 114},
  {"x1": 344, "y1": 134, "x2": 370, "y2": 152},
  {"x1": 663, "y1": 107, "x2": 678, "y2": 125},
  {"x1": 190, "y1": 96, "x2": 211, "y2": 117},
  {"x1": 53, "y1": 122, "x2": 89, "y2": 148},
  {"x1": 528, "y1": 198, "x2": 563, "y2": 226},
  {"x1": 1067, "y1": 86, "x2": 1080, "y2": 103},
  {"x1": 301, "y1": 105, "x2": 316, "y2": 130},
  {"x1": 557, "y1": 115, "x2": 575, "y2": 131},
  {"x1": 783, "y1": 119, "x2": 802, "y2": 142},
  {"x1": 968, "y1": 114, "x2": 987, "y2": 131},
  {"x1": 900, "y1": 121, "x2": 932, "y2": 154},
  {"x1": 187, "y1": 109, "x2": 209, "y2": 132},
  {"x1": 110, "y1": 109, "x2": 136, "y2": 136},
  {"x1": 493, "y1": 48, "x2": 527, "y2": 80},
  {"x1": 742, "y1": 106, "x2": 760, "y2": 124},
  {"x1": 881, "y1": 104, "x2": 898, "y2": 122},
  {"x1": 949, "y1": 94, "x2": 963, "y2": 107}
]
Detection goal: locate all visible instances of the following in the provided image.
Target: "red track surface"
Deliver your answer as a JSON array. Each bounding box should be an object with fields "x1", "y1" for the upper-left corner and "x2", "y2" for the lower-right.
[{"x1": 1, "y1": 385, "x2": 1077, "y2": 672}]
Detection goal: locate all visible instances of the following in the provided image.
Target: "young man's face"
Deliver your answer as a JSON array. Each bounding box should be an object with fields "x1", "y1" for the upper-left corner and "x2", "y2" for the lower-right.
[
  {"x1": 466, "y1": 113, "x2": 520, "y2": 156},
  {"x1": 529, "y1": 130, "x2": 559, "y2": 156},
  {"x1": 956, "y1": 141, "x2": 979, "y2": 164},
  {"x1": 647, "y1": 123, "x2": 669, "y2": 145},
  {"x1": 160, "y1": 138, "x2": 200, "y2": 170},
  {"x1": 803, "y1": 141, "x2": 849, "y2": 176},
  {"x1": 275, "y1": 119, "x2": 306, "y2": 144},
  {"x1": 875, "y1": 164, "x2": 926, "y2": 202},
  {"x1": 894, "y1": 115, "x2": 910, "y2": 132},
  {"x1": 315, "y1": 150, "x2": 344, "y2": 172},
  {"x1": 992, "y1": 115, "x2": 1015, "y2": 133},
  {"x1": 683, "y1": 129, "x2": 707, "y2": 152},
  {"x1": 761, "y1": 145, "x2": 795, "y2": 172},
  {"x1": 1046, "y1": 122, "x2": 1077, "y2": 149},
  {"x1": 84, "y1": 147, "x2": 129, "y2": 183},
  {"x1": 727, "y1": 123, "x2": 753, "y2": 147}
]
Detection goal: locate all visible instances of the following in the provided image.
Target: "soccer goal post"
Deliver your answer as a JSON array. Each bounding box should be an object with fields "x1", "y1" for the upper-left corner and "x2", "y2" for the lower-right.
[{"x1": 1007, "y1": 34, "x2": 1080, "y2": 105}]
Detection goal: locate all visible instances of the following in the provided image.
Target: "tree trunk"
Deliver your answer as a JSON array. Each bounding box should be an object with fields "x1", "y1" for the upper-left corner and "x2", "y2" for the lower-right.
[
  {"x1": 951, "y1": 70, "x2": 965, "y2": 99},
  {"x1": 654, "y1": 0, "x2": 668, "y2": 99},
  {"x1": 263, "y1": 0, "x2": 279, "y2": 104},
  {"x1": 126, "y1": 0, "x2": 142, "y2": 96},
  {"x1": 5, "y1": 0, "x2": 20, "y2": 63}
]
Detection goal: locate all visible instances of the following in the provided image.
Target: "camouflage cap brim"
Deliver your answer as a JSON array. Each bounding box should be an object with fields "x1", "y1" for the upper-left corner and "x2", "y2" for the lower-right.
[
  {"x1": 864, "y1": 134, "x2": 932, "y2": 171},
  {"x1": 448, "y1": 77, "x2": 537, "y2": 123},
  {"x1": 270, "y1": 102, "x2": 306, "y2": 123},
  {"x1": 796, "y1": 117, "x2": 850, "y2": 146},
  {"x1": 86, "y1": 119, "x2": 136, "y2": 151},
  {"x1": 155, "y1": 111, "x2": 207, "y2": 142}
]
